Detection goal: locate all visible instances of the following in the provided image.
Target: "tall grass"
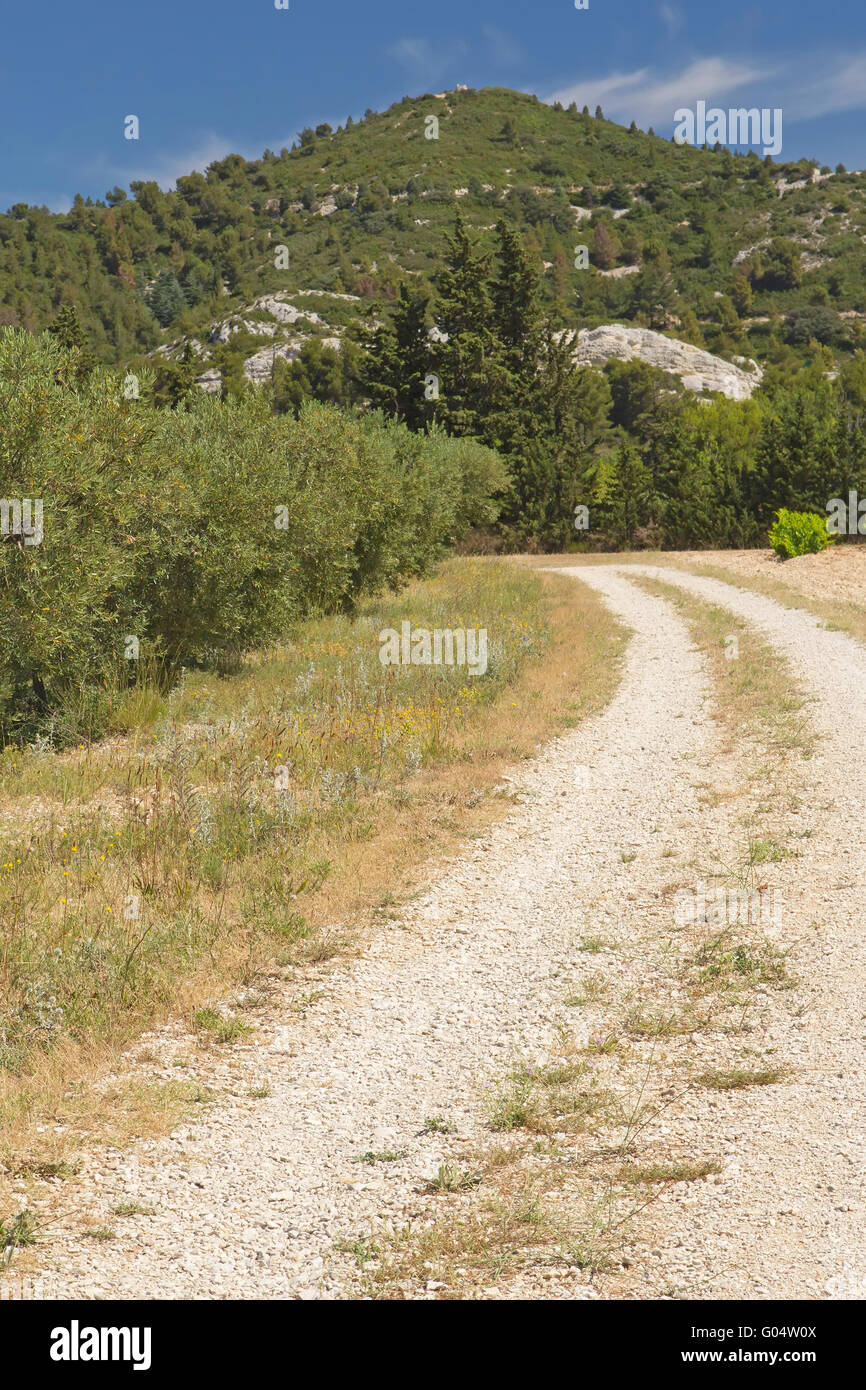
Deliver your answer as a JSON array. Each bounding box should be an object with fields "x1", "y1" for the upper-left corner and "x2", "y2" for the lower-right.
[{"x1": 0, "y1": 560, "x2": 555, "y2": 1085}]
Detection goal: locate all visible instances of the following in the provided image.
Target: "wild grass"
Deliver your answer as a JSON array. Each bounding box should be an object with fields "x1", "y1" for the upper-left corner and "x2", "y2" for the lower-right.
[
  {"x1": 697, "y1": 1066, "x2": 788, "y2": 1090},
  {"x1": 0, "y1": 558, "x2": 624, "y2": 1197},
  {"x1": 0, "y1": 1209, "x2": 40, "y2": 1270},
  {"x1": 424, "y1": 1163, "x2": 483, "y2": 1194},
  {"x1": 486, "y1": 1050, "x2": 612, "y2": 1137},
  {"x1": 616, "y1": 1159, "x2": 722, "y2": 1184}
]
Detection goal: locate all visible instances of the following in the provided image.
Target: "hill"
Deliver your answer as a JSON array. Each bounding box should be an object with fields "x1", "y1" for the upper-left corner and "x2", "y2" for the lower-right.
[{"x1": 2, "y1": 85, "x2": 866, "y2": 377}]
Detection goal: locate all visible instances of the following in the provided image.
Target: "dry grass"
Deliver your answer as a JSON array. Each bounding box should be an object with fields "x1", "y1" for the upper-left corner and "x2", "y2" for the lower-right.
[
  {"x1": 615, "y1": 1159, "x2": 722, "y2": 1184},
  {"x1": 631, "y1": 574, "x2": 815, "y2": 760},
  {"x1": 697, "y1": 1066, "x2": 788, "y2": 1090},
  {"x1": 0, "y1": 557, "x2": 625, "y2": 1209},
  {"x1": 523, "y1": 546, "x2": 866, "y2": 648}
]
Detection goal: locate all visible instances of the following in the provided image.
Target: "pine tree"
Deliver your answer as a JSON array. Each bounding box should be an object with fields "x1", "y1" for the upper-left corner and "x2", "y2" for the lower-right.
[
  {"x1": 148, "y1": 271, "x2": 187, "y2": 327},
  {"x1": 489, "y1": 219, "x2": 543, "y2": 378},
  {"x1": 151, "y1": 341, "x2": 199, "y2": 409},
  {"x1": 363, "y1": 282, "x2": 433, "y2": 429},
  {"x1": 610, "y1": 440, "x2": 652, "y2": 546},
  {"x1": 630, "y1": 244, "x2": 678, "y2": 329},
  {"x1": 592, "y1": 219, "x2": 619, "y2": 271},
  {"x1": 48, "y1": 303, "x2": 95, "y2": 379},
  {"x1": 486, "y1": 219, "x2": 545, "y2": 460},
  {"x1": 434, "y1": 213, "x2": 495, "y2": 438}
]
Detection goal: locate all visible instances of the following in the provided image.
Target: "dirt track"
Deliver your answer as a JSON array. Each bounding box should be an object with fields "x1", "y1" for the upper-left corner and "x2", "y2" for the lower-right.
[{"x1": 18, "y1": 563, "x2": 866, "y2": 1300}]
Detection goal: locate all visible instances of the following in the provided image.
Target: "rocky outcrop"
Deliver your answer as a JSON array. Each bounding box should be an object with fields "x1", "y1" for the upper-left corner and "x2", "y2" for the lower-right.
[
  {"x1": 571, "y1": 323, "x2": 762, "y2": 400},
  {"x1": 191, "y1": 302, "x2": 761, "y2": 404}
]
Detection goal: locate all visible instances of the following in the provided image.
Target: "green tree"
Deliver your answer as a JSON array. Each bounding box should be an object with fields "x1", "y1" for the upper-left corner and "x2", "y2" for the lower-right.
[
  {"x1": 433, "y1": 213, "x2": 495, "y2": 439},
  {"x1": 150, "y1": 341, "x2": 199, "y2": 409},
  {"x1": 148, "y1": 271, "x2": 187, "y2": 327},
  {"x1": 47, "y1": 304, "x2": 95, "y2": 380},
  {"x1": 630, "y1": 244, "x2": 677, "y2": 329},
  {"x1": 362, "y1": 282, "x2": 434, "y2": 429}
]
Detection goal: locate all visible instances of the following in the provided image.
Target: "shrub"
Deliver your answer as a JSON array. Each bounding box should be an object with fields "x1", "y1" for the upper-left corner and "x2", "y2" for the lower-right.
[
  {"x1": 0, "y1": 328, "x2": 508, "y2": 743},
  {"x1": 768, "y1": 508, "x2": 836, "y2": 559},
  {"x1": 785, "y1": 306, "x2": 846, "y2": 347}
]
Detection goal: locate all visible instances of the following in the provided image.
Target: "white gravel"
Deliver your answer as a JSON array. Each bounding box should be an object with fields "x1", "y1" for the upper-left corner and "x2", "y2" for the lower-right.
[
  {"x1": 601, "y1": 563, "x2": 866, "y2": 1301},
  {"x1": 17, "y1": 564, "x2": 866, "y2": 1300}
]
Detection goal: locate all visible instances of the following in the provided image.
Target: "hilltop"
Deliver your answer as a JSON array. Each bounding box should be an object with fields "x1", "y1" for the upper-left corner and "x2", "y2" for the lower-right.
[{"x1": 2, "y1": 85, "x2": 866, "y2": 379}]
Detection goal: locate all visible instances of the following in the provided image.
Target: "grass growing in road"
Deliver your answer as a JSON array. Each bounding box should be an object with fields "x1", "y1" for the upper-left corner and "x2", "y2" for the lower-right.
[
  {"x1": 341, "y1": 569, "x2": 814, "y2": 1300},
  {"x1": 698, "y1": 1066, "x2": 788, "y2": 1090}
]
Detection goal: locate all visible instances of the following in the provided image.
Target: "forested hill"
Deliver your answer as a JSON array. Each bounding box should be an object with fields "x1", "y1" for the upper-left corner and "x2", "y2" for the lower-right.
[{"x1": 2, "y1": 85, "x2": 866, "y2": 369}]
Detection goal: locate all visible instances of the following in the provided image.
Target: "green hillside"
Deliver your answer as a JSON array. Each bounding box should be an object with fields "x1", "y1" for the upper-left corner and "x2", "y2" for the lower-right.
[{"x1": 2, "y1": 85, "x2": 865, "y2": 369}]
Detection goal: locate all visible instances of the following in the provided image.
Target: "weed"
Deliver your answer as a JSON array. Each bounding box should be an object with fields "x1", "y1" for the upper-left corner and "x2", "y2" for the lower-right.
[
  {"x1": 419, "y1": 1116, "x2": 456, "y2": 1135},
  {"x1": 617, "y1": 1159, "x2": 722, "y2": 1184},
  {"x1": 335, "y1": 1234, "x2": 381, "y2": 1265},
  {"x1": 193, "y1": 1009, "x2": 252, "y2": 1045},
  {"x1": 0, "y1": 1209, "x2": 40, "y2": 1266},
  {"x1": 697, "y1": 1067, "x2": 788, "y2": 1090},
  {"x1": 424, "y1": 1163, "x2": 483, "y2": 1194},
  {"x1": 9, "y1": 1159, "x2": 80, "y2": 1181}
]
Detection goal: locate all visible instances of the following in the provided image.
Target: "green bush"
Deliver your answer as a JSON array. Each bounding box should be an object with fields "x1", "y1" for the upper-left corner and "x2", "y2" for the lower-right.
[
  {"x1": 768, "y1": 508, "x2": 836, "y2": 559},
  {"x1": 0, "y1": 328, "x2": 509, "y2": 744}
]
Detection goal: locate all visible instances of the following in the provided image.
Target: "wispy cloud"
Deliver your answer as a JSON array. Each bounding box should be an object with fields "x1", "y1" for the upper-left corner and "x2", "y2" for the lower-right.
[
  {"x1": 658, "y1": 4, "x2": 684, "y2": 38},
  {"x1": 789, "y1": 54, "x2": 866, "y2": 120},
  {"x1": 116, "y1": 135, "x2": 244, "y2": 188},
  {"x1": 386, "y1": 36, "x2": 470, "y2": 87},
  {"x1": 481, "y1": 25, "x2": 526, "y2": 69},
  {"x1": 547, "y1": 49, "x2": 866, "y2": 132},
  {"x1": 0, "y1": 189, "x2": 73, "y2": 214},
  {"x1": 546, "y1": 57, "x2": 773, "y2": 126},
  {"x1": 72, "y1": 134, "x2": 244, "y2": 194}
]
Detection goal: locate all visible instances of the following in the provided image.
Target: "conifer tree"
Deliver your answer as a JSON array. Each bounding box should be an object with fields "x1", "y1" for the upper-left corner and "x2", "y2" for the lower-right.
[
  {"x1": 48, "y1": 303, "x2": 95, "y2": 379},
  {"x1": 433, "y1": 213, "x2": 495, "y2": 438},
  {"x1": 148, "y1": 271, "x2": 187, "y2": 327},
  {"x1": 151, "y1": 341, "x2": 199, "y2": 408},
  {"x1": 485, "y1": 219, "x2": 545, "y2": 461},
  {"x1": 364, "y1": 282, "x2": 433, "y2": 430}
]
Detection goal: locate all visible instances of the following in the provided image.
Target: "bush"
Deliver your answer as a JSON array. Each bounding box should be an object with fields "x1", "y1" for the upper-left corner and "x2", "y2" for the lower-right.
[
  {"x1": 0, "y1": 328, "x2": 508, "y2": 743},
  {"x1": 768, "y1": 508, "x2": 836, "y2": 559},
  {"x1": 785, "y1": 306, "x2": 846, "y2": 347}
]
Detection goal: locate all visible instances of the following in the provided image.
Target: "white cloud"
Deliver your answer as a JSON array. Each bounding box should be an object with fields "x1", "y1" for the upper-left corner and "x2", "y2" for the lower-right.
[
  {"x1": 658, "y1": 4, "x2": 683, "y2": 37},
  {"x1": 481, "y1": 25, "x2": 525, "y2": 69},
  {"x1": 546, "y1": 57, "x2": 774, "y2": 127},
  {"x1": 786, "y1": 54, "x2": 866, "y2": 120},
  {"x1": 113, "y1": 134, "x2": 243, "y2": 190},
  {"x1": 547, "y1": 49, "x2": 866, "y2": 133},
  {"x1": 386, "y1": 35, "x2": 470, "y2": 86}
]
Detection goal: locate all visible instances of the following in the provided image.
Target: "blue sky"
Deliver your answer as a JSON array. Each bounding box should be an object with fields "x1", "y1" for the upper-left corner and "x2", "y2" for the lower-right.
[{"x1": 3, "y1": 0, "x2": 866, "y2": 212}]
